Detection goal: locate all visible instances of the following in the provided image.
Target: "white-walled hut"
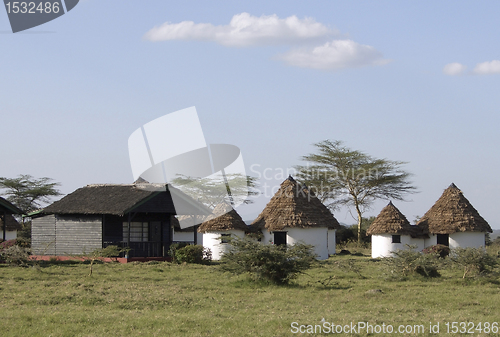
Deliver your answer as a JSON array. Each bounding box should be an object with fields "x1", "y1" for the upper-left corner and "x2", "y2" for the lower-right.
[
  {"x1": 0, "y1": 197, "x2": 23, "y2": 241},
  {"x1": 197, "y1": 202, "x2": 248, "y2": 260},
  {"x1": 416, "y1": 183, "x2": 492, "y2": 248},
  {"x1": 251, "y1": 176, "x2": 340, "y2": 260},
  {"x1": 367, "y1": 201, "x2": 427, "y2": 258}
]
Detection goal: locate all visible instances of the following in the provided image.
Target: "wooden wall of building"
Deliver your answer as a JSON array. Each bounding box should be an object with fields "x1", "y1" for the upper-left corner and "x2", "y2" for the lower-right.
[
  {"x1": 32, "y1": 214, "x2": 102, "y2": 255},
  {"x1": 32, "y1": 214, "x2": 56, "y2": 255},
  {"x1": 55, "y1": 215, "x2": 102, "y2": 255}
]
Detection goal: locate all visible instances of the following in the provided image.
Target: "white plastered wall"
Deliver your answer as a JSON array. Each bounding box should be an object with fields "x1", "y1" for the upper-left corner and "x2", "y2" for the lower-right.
[
  {"x1": 449, "y1": 232, "x2": 486, "y2": 249},
  {"x1": 173, "y1": 230, "x2": 203, "y2": 245},
  {"x1": 371, "y1": 234, "x2": 424, "y2": 258},
  {"x1": 202, "y1": 229, "x2": 245, "y2": 260},
  {"x1": 327, "y1": 229, "x2": 336, "y2": 256},
  {"x1": 262, "y1": 230, "x2": 273, "y2": 244},
  {"x1": 4, "y1": 230, "x2": 17, "y2": 241},
  {"x1": 286, "y1": 227, "x2": 329, "y2": 260},
  {"x1": 424, "y1": 232, "x2": 486, "y2": 249}
]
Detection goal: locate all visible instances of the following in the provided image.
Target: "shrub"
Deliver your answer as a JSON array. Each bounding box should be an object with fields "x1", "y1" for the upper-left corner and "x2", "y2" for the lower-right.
[
  {"x1": 173, "y1": 244, "x2": 211, "y2": 264},
  {"x1": 423, "y1": 244, "x2": 451, "y2": 258},
  {"x1": 85, "y1": 245, "x2": 129, "y2": 276},
  {"x1": 219, "y1": 237, "x2": 317, "y2": 285},
  {"x1": 383, "y1": 245, "x2": 441, "y2": 279},
  {"x1": 0, "y1": 245, "x2": 31, "y2": 266},
  {"x1": 0, "y1": 239, "x2": 18, "y2": 251},
  {"x1": 449, "y1": 247, "x2": 497, "y2": 278},
  {"x1": 17, "y1": 221, "x2": 32, "y2": 247},
  {"x1": 168, "y1": 242, "x2": 190, "y2": 263}
]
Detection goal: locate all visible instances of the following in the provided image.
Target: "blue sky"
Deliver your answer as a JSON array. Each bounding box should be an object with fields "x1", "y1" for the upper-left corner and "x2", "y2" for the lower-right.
[{"x1": 1, "y1": 1, "x2": 500, "y2": 227}]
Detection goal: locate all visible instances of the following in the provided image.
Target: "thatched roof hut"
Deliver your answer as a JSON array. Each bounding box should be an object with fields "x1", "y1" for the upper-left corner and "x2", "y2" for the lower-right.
[
  {"x1": 416, "y1": 183, "x2": 492, "y2": 235},
  {"x1": 367, "y1": 201, "x2": 425, "y2": 238},
  {"x1": 251, "y1": 176, "x2": 340, "y2": 231},
  {"x1": 198, "y1": 202, "x2": 248, "y2": 232}
]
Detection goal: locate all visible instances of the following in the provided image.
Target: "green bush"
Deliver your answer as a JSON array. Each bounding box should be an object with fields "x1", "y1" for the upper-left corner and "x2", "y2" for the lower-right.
[
  {"x1": 168, "y1": 242, "x2": 189, "y2": 262},
  {"x1": 449, "y1": 247, "x2": 497, "y2": 278},
  {"x1": 219, "y1": 237, "x2": 317, "y2": 285},
  {"x1": 173, "y1": 244, "x2": 211, "y2": 264},
  {"x1": 383, "y1": 245, "x2": 441, "y2": 279},
  {"x1": 0, "y1": 245, "x2": 31, "y2": 266}
]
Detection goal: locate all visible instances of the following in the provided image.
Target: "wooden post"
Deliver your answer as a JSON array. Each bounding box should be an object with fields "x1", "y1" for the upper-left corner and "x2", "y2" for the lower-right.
[
  {"x1": 2, "y1": 211, "x2": 6, "y2": 241},
  {"x1": 127, "y1": 213, "x2": 131, "y2": 258}
]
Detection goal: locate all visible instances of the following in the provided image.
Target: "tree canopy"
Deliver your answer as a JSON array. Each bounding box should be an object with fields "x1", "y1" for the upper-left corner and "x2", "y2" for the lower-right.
[
  {"x1": 295, "y1": 140, "x2": 416, "y2": 242},
  {"x1": 0, "y1": 174, "x2": 62, "y2": 214},
  {"x1": 170, "y1": 173, "x2": 258, "y2": 209}
]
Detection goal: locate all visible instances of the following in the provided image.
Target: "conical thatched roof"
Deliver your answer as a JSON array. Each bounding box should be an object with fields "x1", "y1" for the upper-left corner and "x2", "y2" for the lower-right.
[
  {"x1": 367, "y1": 201, "x2": 426, "y2": 238},
  {"x1": 198, "y1": 202, "x2": 248, "y2": 232},
  {"x1": 251, "y1": 176, "x2": 340, "y2": 232},
  {"x1": 416, "y1": 183, "x2": 492, "y2": 234}
]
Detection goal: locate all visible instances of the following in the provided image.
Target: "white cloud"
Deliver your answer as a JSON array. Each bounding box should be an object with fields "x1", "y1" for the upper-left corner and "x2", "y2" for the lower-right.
[
  {"x1": 144, "y1": 12, "x2": 335, "y2": 47},
  {"x1": 278, "y1": 40, "x2": 391, "y2": 70},
  {"x1": 144, "y1": 13, "x2": 390, "y2": 71},
  {"x1": 473, "y1": 60, "x2": 500, "y2": 75},
  {"x1": 443, "y1": 62, "x2": 466, "y2": 76}
]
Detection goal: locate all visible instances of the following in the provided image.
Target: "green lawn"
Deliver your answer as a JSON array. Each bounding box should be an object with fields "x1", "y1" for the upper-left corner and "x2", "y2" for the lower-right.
[{"x1": 1, "y1": 253, "x2": 499, "y2": 336}]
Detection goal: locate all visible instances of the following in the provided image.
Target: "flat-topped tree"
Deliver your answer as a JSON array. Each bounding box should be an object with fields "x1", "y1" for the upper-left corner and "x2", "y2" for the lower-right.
[
  {"x1": 295, "y1": 140, "x2": 416, "y2": 242},
  {"x1": 0, "y1": 174, "x2": 61, "y2": 214}
]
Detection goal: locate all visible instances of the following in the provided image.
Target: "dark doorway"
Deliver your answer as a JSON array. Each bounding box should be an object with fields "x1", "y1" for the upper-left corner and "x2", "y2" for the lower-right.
[
  {"x1": 149, "y1": 221, "x2": 162, "y2": 242},
  {"x1": 437, "y1": 234, "x2": 449, "y2": 246},
  {"x1": 274, "y1": 231, "x2": 287, "y2": 246}
]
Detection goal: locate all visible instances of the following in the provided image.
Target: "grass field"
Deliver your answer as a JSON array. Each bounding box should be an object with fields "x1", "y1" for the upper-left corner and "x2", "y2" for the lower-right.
[{"x1": 1, "y1": 249, "x2": 499, "y2": 337}]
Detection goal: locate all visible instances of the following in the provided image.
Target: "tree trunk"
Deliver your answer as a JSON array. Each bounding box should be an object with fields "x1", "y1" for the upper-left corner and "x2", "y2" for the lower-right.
[{"x1": 355, "y1": 202, "x2": 363, "y2": 243}]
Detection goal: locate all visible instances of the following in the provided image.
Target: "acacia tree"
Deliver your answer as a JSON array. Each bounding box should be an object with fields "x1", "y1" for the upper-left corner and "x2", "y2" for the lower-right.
[
  {"x1": 0, "y1": 174, "x2": 62, "y2": 214},
  {"x1": 295, "y1": 140, "x2": 416, "y2": 242}
]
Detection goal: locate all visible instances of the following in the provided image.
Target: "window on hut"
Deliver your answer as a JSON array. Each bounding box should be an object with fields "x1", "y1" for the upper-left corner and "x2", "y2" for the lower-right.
[
  {"x1": 392, "y1": 235, "x2": 401, "y2": 243},
  {"x1": 220, "y1": 233, "x2": 231, "y2": 244},
  {"x1": 123, "y1": 222, "x2": 149, "y2": 242}
]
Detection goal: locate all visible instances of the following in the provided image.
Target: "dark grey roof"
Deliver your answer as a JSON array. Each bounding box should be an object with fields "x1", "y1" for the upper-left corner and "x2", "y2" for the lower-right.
[
  {"x1": 0, "y1": 197, "x2": 22, "y2": 214},
  {"x1": 1, "y1": 214, "x2": 22, "y2": 231},
  {"x1": 39, "y1": 184, "x2": 210, "y2": 216}
]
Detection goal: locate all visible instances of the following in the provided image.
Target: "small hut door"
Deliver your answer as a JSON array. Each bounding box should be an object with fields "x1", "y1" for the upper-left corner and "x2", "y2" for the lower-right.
[
  {"x1": 149, "y1": 221, "x2": 162, "y2": 256},
  {"x1": 437, "y1": 234, "x2": 449, "y2": 246},
  {"x1": 274, "y1": 231, "x2": 287, "y2": 246}
]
